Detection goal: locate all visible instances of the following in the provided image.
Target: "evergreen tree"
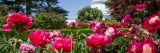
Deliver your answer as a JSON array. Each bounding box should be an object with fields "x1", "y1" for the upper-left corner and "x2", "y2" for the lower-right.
[{"x1": 0, "y1": 0, "x2": 68, "y2": 16}]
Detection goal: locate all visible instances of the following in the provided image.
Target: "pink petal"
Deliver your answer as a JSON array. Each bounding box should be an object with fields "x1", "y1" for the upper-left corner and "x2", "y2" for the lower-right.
[{"x1": 2, "y1": 24, "x2": 12, "y2": 31}]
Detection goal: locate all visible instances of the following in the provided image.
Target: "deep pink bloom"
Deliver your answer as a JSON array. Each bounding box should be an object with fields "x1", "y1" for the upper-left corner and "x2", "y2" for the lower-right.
[
  {"x1": 142, "y1": 14, "x2": 160, "y2": 33},
  {"x1": 157, "y1": 10, "x2": 160, "y2": 15},
  {"x1": 52, "y1": 38, "x2": 73, "y2": 52},
  {"x1": 128, "y1": 40, "x2": 143, "y2": 53},
  {"x1": 2, "y1": 24, "x2": 12, "y2": 31},
  {"x1": 75, "y1": 22, "x2": 83, "y2": 27},
  {"x1": 7, "y1": 12, "x2": 32, "y2": 25},
  {"x1": 88, "y1": 21, "x2": 98, "y2": 28},
  {"x1": 69, "y1": 21, "x2": 75, "y2": 27},
  {"x1": 121, "y1": 22, "x2": 128, "y2": 26},
  {"x1": 90, "y1": 21, "x2": 104, "y2": 34},
  {"x1": 19, "y1": 43, "x2": 36, "y2": 53},
  {"x1": 121, "y1": 13, "x2": 132, "y2": 26},
  {"x1": 86, "y1": 33, "x2": 112, "y2": 48},
  {"x1": 28, "y1": 29, "x2": 52, "y2": 47},
  {"x1": 23, "y1": 16, "x2": 32, "y2": 29},
  {"x1": 123, "y1": 13, "x2": 132, "y2": 22},
  {"x1": 2, "y1": 12, "x2": 32, "y2": 32},
  {"x1": 128, "y1": 37, "x2": 157, "y2": 53},
  {"x1": 50, "y1": 31, "x2": 65, "y2": 41},
  {"x1": 135, "y1": 2, "x2": 147, "y2": 11}
]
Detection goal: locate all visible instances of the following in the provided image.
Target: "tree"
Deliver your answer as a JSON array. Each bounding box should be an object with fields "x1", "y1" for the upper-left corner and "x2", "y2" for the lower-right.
[
  {"x1": 77, "y1": 6, "x2": 103, "y2": 22},
  {"x1": 0, "y1": 0, "x2": 68, "y2": 16}
]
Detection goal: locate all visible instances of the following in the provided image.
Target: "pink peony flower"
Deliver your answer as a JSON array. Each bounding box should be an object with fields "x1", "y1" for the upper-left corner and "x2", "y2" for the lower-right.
[
  {"x1": 50, "y1": 31, "x2": 65, "y2": 41},
  {"x1": 52, "y1": 38, "x2": 73, "y2": 52},
  {"x1": 123, "y1": 13, "x2": 132, "y2": 22},
  {"x1": 2, "y1": 24, "x2": 12, "y2": 31},
  {"x1": 121, "y1": 13, "x2": 132, "y2": 26},
  {"x1": 28, "y1": 29, "x2": 52, "y2": 47},
  {"x1": 75, "y1": 22, "x2": 83, "y2": 27},
  {"x1": 2, "y1": 12, "x2": 32, "y2": 32},
  {"x1": 90, "y1": 21, "x2": 104, "y2": 34},
  {"x1": 23, "y1": 16, "x2": 32, "y2": 29},
  {"x1": 69, "y1": 21, "x2": 75, "y2": 27},
  {"x1": 86, "y1": 33, "x2": 112, "y2": 48},
  {"x1": 128, "y1": 37, "x2": 157, "y2": 53},
  {"x1": 157, "y1": 10, "x2": 160, "y2": 15},
  {"x1": 103, "y1": 25, "x2": 118, "y2": 37},
  {"x1": 88, "y1": 21, "x2": 98, "y2": 28},
  {"x1": 134, "y1": 2, "x2": 147, "y2": 11},
  {"x1": 142, "y1": 14, "x2": 160, "y2": 33},
  {"x1": 19, "y1": 43, "x2": 36, "y2": 53},
  {"x1": 121, "y1": 22, "x2": 128, "y2": 26}
]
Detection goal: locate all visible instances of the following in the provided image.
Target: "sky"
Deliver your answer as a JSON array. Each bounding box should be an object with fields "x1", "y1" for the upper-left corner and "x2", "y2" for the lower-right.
[{"x1": 58, "y1": 0, "x2": 91, "y2": 20}]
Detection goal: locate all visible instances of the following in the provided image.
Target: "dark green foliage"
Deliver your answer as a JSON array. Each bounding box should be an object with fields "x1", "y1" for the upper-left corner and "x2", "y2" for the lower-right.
[
  {"x1": 77, "y1": 6, "x2": 103, "y2": 22},
  {"x1": 103, "y1": 20, "x2": 120, "y2": 25},
  {"x1": 105, "y1": 36, "x2": 131, "y2": 53},
  {"x1": 0, "y1": 29, "x2": 31, "y2": 53},
  {"x1": 33, "y1": 12, "x2": 67, "y2": 29},
  {"x1": 61, "y1": 28, "x2": 92, "y2": 53},
  {"x1": 0, "y1": 0, "x2": 68, "y2": 16}
]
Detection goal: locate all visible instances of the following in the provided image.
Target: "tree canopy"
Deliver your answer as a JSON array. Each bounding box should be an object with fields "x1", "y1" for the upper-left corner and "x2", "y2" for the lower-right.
[
  {"x1": 0, "y1": 0, "x2": 68, "y2": 16},
  {"x1": 77, "y1": 6, "x2": 103, "y2": 22}
]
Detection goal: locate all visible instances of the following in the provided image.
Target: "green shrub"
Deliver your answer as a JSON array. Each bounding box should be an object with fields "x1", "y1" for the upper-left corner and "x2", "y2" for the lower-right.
[
  {"x1": 77, "y1": 6, "x2": 103, "y2": 22},
  {"x1": 61, "y1": 28, "x2": 92, "y2": 40},
  {"x1": 0, "y1": 15, "x2": 7, "y2": 27},
  {"x1": 105, "y1": 36, "x2": 131, "y2": 53},
  {"x1": 102, "y1": 20, "x2": 120, "y2": 25},
  {"x1": 33, "y1": 12, "x2": 67, "y2": 29}
]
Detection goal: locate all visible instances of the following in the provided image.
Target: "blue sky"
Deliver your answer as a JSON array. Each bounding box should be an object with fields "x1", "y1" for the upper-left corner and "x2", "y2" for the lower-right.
[{"x1": 58, "y1": 0, "x2": 91, "y2": 20}]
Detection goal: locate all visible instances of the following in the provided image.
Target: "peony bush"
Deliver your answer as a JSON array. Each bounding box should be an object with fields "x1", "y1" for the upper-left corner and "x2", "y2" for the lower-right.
[{"x1": 0, "y1": 7, "x2": 160, "y2": 53}]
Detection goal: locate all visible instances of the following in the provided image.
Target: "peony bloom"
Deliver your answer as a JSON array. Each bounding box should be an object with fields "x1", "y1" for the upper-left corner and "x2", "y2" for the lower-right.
[
  {"x1": 121, "y1": 22, "x2": 128, "y2": 26},
  {"x1": 19, "y1": 43, "x2": 36, "y2": 53},
  {"x1": 123, "y1": 13, "x2": 132, "y2": 22},
  {"x1": 52, "y1": 38, "x2": 73, "y2": 52},
  {"x1": 142, "y1": 14, "x2": 160, "y2": 33},
  {"x1": 134, "y1": 2, "x2": 147, "y2": 11},
  {"x1": 50, "y1": 31, "x2": 65, "y2": 41},
  {"x1": 69, "y1": 21, "x2": 75, "y2": 27},
  {"x1": 128, "y1": 37, "x2": 157, "y2": 53},
  {"x1": 75, "y1": 22, "x2": 83, "y2": 27},
  {"x1": 103, "y1": 25, "x2": 118, "y2": 37},
  {"x1": 86, "y1": 33, "x2": 112, "y2": 48},
  {"x1": 2, "y1": 12, "x2": 32, "y2": 32},
  {"x1": 28, "y1": 29, "x2": 52, "y2": 47},
  {"x1": 2, "y1": 24, "x2": 12, "y2": 31},
  {"x1": 90, "y1": 21, "x2": 104, "y2": 34},
  {"x1": 88, "y1": 21, "x2": 98, "y2": 28},
  {"x1": 141, "y1": 37, "x2": 157, "y2": 53},
  {"x1": 121, "y1": 13, "x2": 132, "y2": 26}
]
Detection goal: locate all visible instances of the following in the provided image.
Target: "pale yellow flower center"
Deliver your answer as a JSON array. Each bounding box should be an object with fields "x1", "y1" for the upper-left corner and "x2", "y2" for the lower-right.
[
  {"x1": 149, "y1": 16, "x2": 159, "y2": 24},
  {"x1": 105, "y1": 27, "x2": 114, "y2": 37},
  {"x1": 131, "y1": 45, "x2": 136, "y2": 53},
  {"x1": 142, "y1": 44, "x2": 152, "y2": 53}
]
